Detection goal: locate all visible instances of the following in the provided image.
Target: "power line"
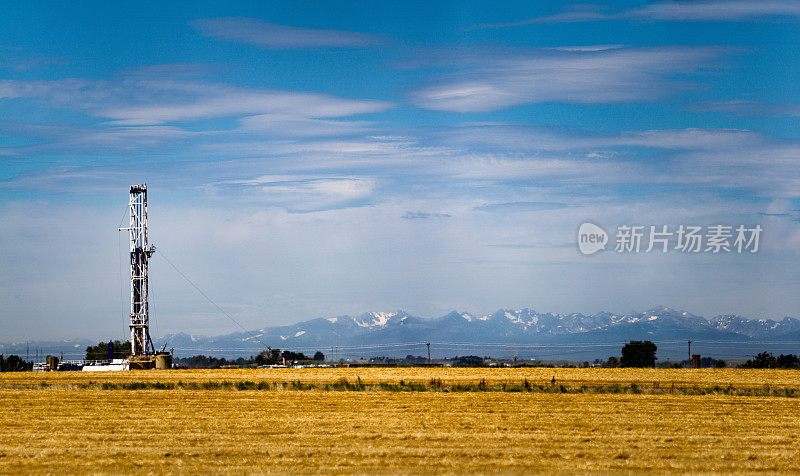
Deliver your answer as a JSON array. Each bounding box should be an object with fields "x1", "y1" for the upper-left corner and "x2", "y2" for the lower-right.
[
  {"x1": 155, "y1": 247, "x2": 270, "y2": 352},
  {"x1": 117, "y1": 209, "x2": 129, "y2": 343},
  {"x1": 150, "y1": 254, "x2": 160, "y2": 342}
]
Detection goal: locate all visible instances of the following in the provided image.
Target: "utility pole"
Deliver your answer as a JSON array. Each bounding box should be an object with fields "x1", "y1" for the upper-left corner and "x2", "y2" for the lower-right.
[
  {"x1": 688, "y1": 340, "x2": 692, "y2": 368},
  {"x1": 426, "y1": 342, "x2": 431, "y2": 364},
  {"x1": 26, "y1": 341, "x2": 29, "y2": 363}
]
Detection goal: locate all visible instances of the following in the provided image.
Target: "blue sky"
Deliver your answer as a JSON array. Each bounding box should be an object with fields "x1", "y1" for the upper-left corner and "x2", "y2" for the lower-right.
[{"x1": 2, "y1": 1, "x2": 800, "y2": 340}]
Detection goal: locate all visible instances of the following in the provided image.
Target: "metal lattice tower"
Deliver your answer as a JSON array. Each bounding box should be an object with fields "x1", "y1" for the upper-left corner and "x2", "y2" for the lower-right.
[{"x1": 121, "y1": 184, "x2": 156, "y2": 356}]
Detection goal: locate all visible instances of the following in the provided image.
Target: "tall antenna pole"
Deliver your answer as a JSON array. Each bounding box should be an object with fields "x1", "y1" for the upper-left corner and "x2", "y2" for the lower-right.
[{"x1": 120, "y1": 184, "x2": 156, "y2": 356}]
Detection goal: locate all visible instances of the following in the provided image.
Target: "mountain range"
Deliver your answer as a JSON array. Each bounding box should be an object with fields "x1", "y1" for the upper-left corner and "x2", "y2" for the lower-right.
[
  {"x1": 153, "y1": 306, "x2": 800, "y2": 360},
  {"x1": 4, "y1": 307, "x2": 798, "y2": 361}
]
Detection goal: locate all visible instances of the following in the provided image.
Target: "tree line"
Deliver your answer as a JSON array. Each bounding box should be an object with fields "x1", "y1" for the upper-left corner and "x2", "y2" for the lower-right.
[
  {"x1": 0, "y1": 355, "x2": 32, "y2": 372},
  {"x1": 3, "y1": 339, "x2": 800, "y2": 370},
  {"x1": 174, "y1": 349, "x2": 326, "y2": 369},
  {"x1": 741, "y1": 352, "x2": 800, "y2": 369},
  {"x1": 85, "y1": 340, "x2": 132, "y2": 361}
]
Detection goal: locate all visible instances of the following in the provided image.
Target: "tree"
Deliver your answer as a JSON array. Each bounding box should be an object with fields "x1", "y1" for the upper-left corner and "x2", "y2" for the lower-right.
[
  {"x1": 2, "y1": 355, "x2": 32, "y2": 372},
  {"x1": 86, "y1": 340, "x2": 131, "y2": 361},
  {"x1": 742, "y1": 352, "x2": 800, "y2": 369},
  {"x1": 742, "y1": 352, "x2": 777, "y2": 369},
  {"x1": 282, "y1": 350, "x2": 309, "y2": 362},
  {"x1": 174, "y1": 355, "x2": 239, "y2": 369},
  {"x1": 256, "y1": 348, "x2": 282, "y2": 366},
  {"x1": 605, "y1": 356, "x2": 619, "y2": 368},
  {"x1": 454, "y1": 356, "x2": 484, "y2": 367},
  {"x1": 776, "y1": 354, "x2": 800, "y2": 369},
  {"x1": 313, "y1": 351, "x2": 325, "y2": 361},
  {"x1": 619, "y1": 341, "x2": 657, "y2": 367},
  {"x1": 698, "y1": 357, "x2": 725, "y2": 369}
]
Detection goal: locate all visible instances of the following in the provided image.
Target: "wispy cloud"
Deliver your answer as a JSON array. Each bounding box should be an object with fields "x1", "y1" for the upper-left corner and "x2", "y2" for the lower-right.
[
  {"x1": 192, "y1": 17, "x2": 382, "y2": 49},
  {"x1": 215, "y1": 175, "x2": 377, "y2": 212},
  {"x1": 410, "y1": 46, "x2": 723, "y2": 112},
  {"x1": 199, "y1": 123, "x2": 799, "y2": 199},
  {"x1": 0, "y1": 78, "x2": 391, "y2": 125},
  {"x1": 471, "y1": 1, "x2": 800, "y2": 27},
  {"x1": 474, "y1": 201, "x2": 570, "y2": 212},
  {"x1": 0, "y1": 121, "x2": 200, "y2": 155},
  {"x1": 485, "y1": 242, "x2": 574, "y2": 249},
  {"x1": 429, "y1": 124, "x2": 800, "y2": 197},
  {"x1": 431, "y1": 124, "x2": 760, "y2": 152},
  {"x1": 0, "y1": 46, "x2": 66, "y2": 72},
  {"x1": 237, "y1": 114, "x2": 374, "y2": 138},
  {"x1": 402, "y1": 211, "x2": 452, "y2": 219},
  {"x1": 688, "y1": 99, "x2": 800, "y2": 116},
  {"x1": 0, "y1": 76, "x2": 391, "y2": 155},
  {"x1": 615, "y1": 0, "x2": 800, "y2": 21},
  {"x1": 114, "y1": 63, "x2": 224, "y2": 79},
  {"x1": 0, "y1": 167, "x2": 132, "y2": 194}
]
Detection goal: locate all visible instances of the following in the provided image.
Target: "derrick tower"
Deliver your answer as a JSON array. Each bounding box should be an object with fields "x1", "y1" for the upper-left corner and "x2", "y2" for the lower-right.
[{"x1": 122, "y1": 184, "x2": 156, "y2": 355}]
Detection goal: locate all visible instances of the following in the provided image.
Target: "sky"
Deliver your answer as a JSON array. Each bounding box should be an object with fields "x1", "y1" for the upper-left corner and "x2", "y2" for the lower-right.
[{"x1": 1, "y1": 0, "x2": 800, "y2": 341}]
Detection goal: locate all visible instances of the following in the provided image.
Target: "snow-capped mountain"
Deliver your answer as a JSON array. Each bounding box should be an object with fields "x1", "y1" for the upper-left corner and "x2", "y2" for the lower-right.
[
  {"x1": 152, "y1": 306, "x2": 799, "y2": 359},
  {"x1": 708, "y1": 314, "x2": 800, "y2": 339}
]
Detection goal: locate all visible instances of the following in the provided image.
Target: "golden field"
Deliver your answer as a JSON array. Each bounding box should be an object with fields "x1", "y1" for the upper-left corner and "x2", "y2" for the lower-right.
[
  {"x1": 4, "y1": 367, "x2": 800, "y2": 389},
  {"x1": 1, "y1": 368, "x2": 800, "y2": 473}
]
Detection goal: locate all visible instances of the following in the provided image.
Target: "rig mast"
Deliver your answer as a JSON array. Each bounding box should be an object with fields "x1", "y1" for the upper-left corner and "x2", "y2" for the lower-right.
[{"x1": 121, "y1": 184, "x2": 156, "y2": 356}]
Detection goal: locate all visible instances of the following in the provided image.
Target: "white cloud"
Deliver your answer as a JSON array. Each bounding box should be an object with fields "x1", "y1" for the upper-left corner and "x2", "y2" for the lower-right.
[
  {"x1": 197, "y1": 135, "x2": 450, "y2": 173},
  {"x1": 689, "y1": 100, "x2": 800, "y2": 117},
  {"x1": 237, "y1": 114, "x2": 374, "y2": 137},
  {"x1": 0, "y1": 121, "x2": 201, "y2": 155},
  {"x1": 446, "y1": 156, "x2": 611, "y2": 181},
  {"x1": 624, "y1": 0, "x2": 800, "y2": 21},
  {"x1": 192, "y1": 123, "x2": 800, "y2": 202},
  {"x1": 473, "y1": 1, "x2": 800, "y2": 27},
  {"x1": 216, "y1": 175, "x2": 377, "y2": 212},
  {"x1": 192, "y1": 17, "x2": 382, "y2": 49},
  {"x1": 0, "y1": 78, "x2": 391, "y2": 125},
  {"x1": 432, "y1": 124, "x2": 762, "y2": 152},
  {"x1": 0, "y1": 168, "x2": 131, "y2": 194},
  {"x1": 0, "y1": 77, "x2": 391, "y2": 155},
  {"x1": 402, "y1": 211, "x2": 452, "y2": 219},
  {"x1": 411, "y1": 47, "x2": 722, "y2": 112},
  {"x1": 610, "y1": 128, "x2": 764, "y2": 150}
]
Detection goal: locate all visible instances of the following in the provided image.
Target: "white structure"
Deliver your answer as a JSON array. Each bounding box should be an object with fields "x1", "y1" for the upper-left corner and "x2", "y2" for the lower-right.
[
  {"x1": 82, "y1": 359, "x2": 129, "y2": 372},
  {"x1": 119, "y1": 184, "x2": 156, "y2": 356}
]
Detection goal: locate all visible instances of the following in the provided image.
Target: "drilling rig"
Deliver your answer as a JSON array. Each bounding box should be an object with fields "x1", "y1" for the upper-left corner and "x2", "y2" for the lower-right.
[{"x1": 119, "y1": 184, "x2": 171, "y2": 370}]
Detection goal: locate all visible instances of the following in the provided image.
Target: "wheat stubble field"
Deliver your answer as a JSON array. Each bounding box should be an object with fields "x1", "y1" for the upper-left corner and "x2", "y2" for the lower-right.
[{"x1": 2, "y1": 368, "x2": 800, "y2": 473}]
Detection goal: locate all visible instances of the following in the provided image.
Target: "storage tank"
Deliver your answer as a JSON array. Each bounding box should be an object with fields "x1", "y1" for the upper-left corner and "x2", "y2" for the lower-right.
[{"x1": 155, "y1": 354, "x2": 172, "y2": 370}]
